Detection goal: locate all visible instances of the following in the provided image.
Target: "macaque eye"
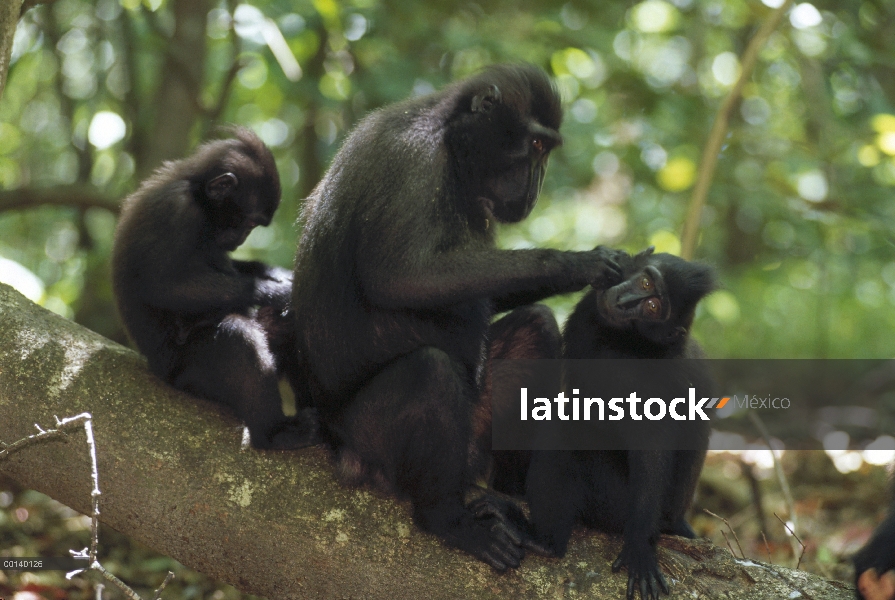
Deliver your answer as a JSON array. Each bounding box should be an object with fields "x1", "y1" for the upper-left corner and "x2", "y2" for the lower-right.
[
  {"x1": 645, "y1": 298, "x2": 661, "y2": 315},
  {"x1": 532, "y1": 138, "x2": 544, "y2": 152},
  {"x1": 205, "y1": 172, "x2": 239, "y2": 202},
  {"x1": 641, "y1": 277, "x2": 652, "y2": 290}
]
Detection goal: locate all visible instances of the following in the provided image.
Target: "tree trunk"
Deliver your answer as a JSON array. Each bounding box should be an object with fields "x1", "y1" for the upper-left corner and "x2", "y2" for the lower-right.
[
  {"x1": 0, "y1": 283, "x2": 857, "y2": 599},
  {"x1": 133, "y1": 0, "x2": 211, "y2": 176},
  {"x1": 0, "y1": 0, "x2": 19, "y2": 100}
]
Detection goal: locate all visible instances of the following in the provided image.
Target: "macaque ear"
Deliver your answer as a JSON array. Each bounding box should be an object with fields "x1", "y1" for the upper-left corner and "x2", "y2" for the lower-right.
[
  {"x1": 635, "y1": 246, "x2": 656, "y2": 260},
  {"x1": 205, "y1": 172, "x2": 239, "y2": 202},
  {"x1": 472, "y1": 84, "x2": 502, "y2": 113}
]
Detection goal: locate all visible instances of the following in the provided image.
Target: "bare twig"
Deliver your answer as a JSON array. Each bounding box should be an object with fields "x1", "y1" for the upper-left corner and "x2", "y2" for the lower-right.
[
  {"x1": 0, "y1": 413, "x2": 92, "y2": 459},
  {"x1": 92, "y1": 561, "x2": 144, "y2": 600},
  {"x1": 748, "y1": 412, "x2": 800, "y2": 559},
  {"x1": 741, "y1": 458, "x2": 767, "y2": 535},
  {"x1": 152, "y1": 571, "x2": 176, "y2": 600},
  {"x1": 761, "y1": 531, "x2": 772, "y2": 563},
  {"x1": 84, "y1": 417, "x2": 101, "y2": 561},
  {"x1": 703, "y1": 508, "x2": 745, "y2": 559},
  {"x1": 1, "y1": 414, "x2": 174, "y2": 599},
  {"x1": 720, "y1": 530, "x2": 738, "y2": 559},
  {"x1": 680, "y1": 0, "x2": 795, "y2": 259},
  {"x1": 774, "y1": 513, "x2": 807, "y2": 570}
]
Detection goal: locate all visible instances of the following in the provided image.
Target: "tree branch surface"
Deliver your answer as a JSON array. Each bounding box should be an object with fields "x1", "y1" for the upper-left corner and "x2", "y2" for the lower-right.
[{"x1": 0, "y1": 283, "x2": 856, "y2": 599}]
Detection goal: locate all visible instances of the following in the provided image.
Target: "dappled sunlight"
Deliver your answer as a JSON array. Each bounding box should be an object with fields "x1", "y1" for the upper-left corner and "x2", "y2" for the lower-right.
[{"x1": 3, "y1": 0, "x2": 895, "y2": 594}]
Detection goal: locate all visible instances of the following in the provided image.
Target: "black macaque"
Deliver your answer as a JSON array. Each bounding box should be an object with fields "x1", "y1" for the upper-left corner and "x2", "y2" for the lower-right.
[
  {"x1": 112, "y1": 127, "x2": 318, "y2": 450},
  {"x1": 473, "y1": 303, "x2": 564, "y2": 498},
  {"x1": 854, "y1": 480, "x2": 895, "y2": 600},
  {"x1": 292, "y1": 64, "x2": 623, "y2": 570},
  {"x1": 524, "y1": 248, "x2": 717, "y2": 599}
]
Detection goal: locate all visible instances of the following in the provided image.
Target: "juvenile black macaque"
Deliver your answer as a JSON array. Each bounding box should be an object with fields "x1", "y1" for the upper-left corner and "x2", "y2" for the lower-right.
[
  {"x1": 854, "y1": 480, "x2": 895, "y2": 600},
  {"x1": 112, "y1": 127, "x2": 317, "y2": 450},
  {"x1": 524, "y1": 248, "x2": 717, "y2": 599},
  {"x1": 293, "y1": 64, "x2": 623, "y2": 570}
]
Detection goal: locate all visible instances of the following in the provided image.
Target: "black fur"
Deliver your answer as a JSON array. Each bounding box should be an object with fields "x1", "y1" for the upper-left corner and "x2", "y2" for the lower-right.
[
  {"x1": 524, "y1": 249, "x2": 717, "y2": 599},
  {"x1": 475, "y1": 304, "x2": 564, "y2": 496},
  {"x1": 854, "y1": 478, "x2": 895, "y2": 600},
  {"x1": 112, "y1": 127, "x2": 317, "y2": 450},
  {"x1": 292, "y1": 64, "x2": 621, "y2": 570}
]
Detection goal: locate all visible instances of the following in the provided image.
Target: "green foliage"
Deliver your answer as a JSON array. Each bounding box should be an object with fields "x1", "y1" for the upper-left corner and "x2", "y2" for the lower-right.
[{"x1": 1, "y1": 0, "x2": 894, "y2": 357}]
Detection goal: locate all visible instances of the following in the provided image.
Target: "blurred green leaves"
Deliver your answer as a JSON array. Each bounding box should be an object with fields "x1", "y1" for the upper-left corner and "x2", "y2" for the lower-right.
[{"x1": 1, "y1": 0, "x2": 894, "y2": 357}]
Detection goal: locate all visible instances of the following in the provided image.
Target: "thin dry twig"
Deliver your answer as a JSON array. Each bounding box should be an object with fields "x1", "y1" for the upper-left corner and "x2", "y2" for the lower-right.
[
  {"x1": 1, "y1": 414, "x2": 175, "y2": 599},
  {"x1": 0, "y1": 413, "x2": 92, "y2": 459},
  {"x1": 703, "y1": 508, "x2": 745, "y2": 559},
  {"x1": 152, "y1": 571, "x2": 176, "y2": 600},
  {"x1": 774, "y1": 513, "x2": 807, "y2": 570},
  {"x1": 680, "y1": 0, "x2": 795, "y2": 259},
  {"x1": 761, "y1": 531, "x2": 772, "y2": 563},
  {"x1": 92, "y1": 561, "x2": 144, "y2": 600},
  {"x1": 749, "y1": 412, "x2": 800, "y2": 559},
  {"x1": 720, "y1": 530, "x2": 738, "y2": 559},
  {"x1": 741, "y1": 458, "x2": 767, "y2": 535}
]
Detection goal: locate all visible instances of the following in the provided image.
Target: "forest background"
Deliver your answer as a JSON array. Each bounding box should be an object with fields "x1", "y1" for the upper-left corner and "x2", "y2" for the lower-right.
[{"x1": 1, "y1": 0, "x2": 895, "y2": 597}]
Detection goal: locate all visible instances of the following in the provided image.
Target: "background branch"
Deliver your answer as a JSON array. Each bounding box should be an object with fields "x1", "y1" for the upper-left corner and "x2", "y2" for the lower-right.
[
  {"x1": 0, "y1": 187, "x2": 121, "y2": 214},
  {"x1": 20, "y1": 0, "x2": 56, "y2": 17},
  {"x1": 203, "y1": 0, "x2": 241, "y2": 129},
  {"x1": 680, "y1": 0, "x2": 795, "y2": 260}
]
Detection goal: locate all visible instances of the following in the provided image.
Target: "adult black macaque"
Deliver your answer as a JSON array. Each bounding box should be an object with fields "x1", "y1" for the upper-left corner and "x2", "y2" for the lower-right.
[
  {"x1": 292, "y1": 64, "x2": 622, "y2": 570},
  {"x1": 112, "y1": 127, "x2": 318, "y2": 450},
  {"x1": 523, "y1": 248, "x2": 717, "y2": 599},
  {"x1": 472, "y1": 303, "x2": 565, "y2": 498},
  {"x1": 854, "y1": 483, "x2": 895, "y2": 600}
]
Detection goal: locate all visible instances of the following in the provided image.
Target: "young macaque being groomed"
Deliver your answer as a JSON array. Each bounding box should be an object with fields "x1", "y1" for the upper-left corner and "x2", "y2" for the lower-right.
[
  {"x1": 112, "y1": 127, "x2": 317, "y2": 450},
  {"x1": 524, "y1": 248, "x2": 718, "y2": 600}
]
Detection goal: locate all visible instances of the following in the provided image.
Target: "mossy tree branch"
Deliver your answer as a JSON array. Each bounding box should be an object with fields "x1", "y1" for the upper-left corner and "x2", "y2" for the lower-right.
[{"x1": 0, "y1": 283, "x2": 855, "y2": 599}]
